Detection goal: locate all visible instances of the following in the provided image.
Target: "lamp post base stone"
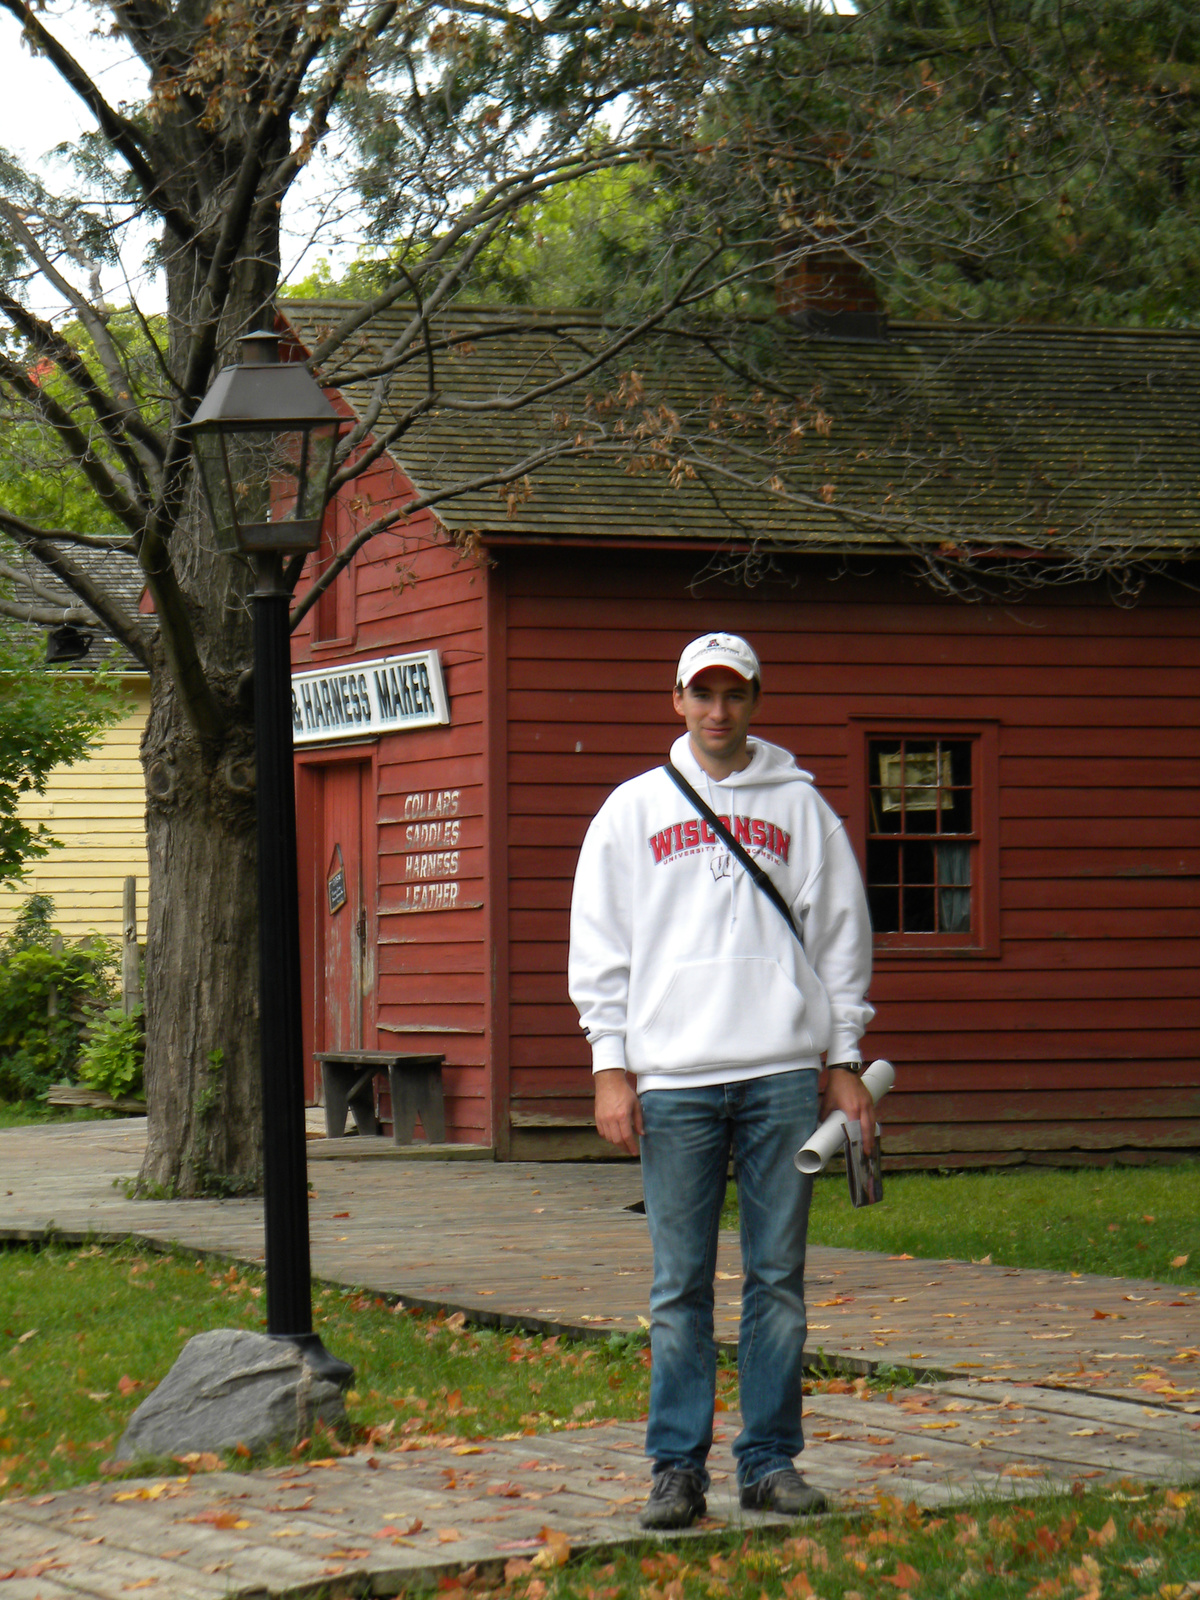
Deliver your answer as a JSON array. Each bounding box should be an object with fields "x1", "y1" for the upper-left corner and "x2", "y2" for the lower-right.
[{"x1": 113, "y1": 1328, "x2": 349, "y2": 1463}]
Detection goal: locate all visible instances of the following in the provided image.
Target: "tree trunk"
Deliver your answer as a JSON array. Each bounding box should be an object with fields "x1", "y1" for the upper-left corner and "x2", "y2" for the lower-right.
[
  {"x1": 128, "y1": 81, "x2": 295, "y2": 1195},
  {"x1": 138, "y1": 669, "x2": 263, "y2": 1195}
]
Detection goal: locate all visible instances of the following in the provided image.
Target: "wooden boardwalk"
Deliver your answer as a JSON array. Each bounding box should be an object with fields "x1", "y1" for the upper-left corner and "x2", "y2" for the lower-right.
[{"x1": 1, "y1": 1120, "x2": 1198, "y2": 1597}]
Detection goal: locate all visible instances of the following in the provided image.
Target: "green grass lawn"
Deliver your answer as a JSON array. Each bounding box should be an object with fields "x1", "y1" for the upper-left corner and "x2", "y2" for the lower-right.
[
  {"x1": 496, "y1": 1488, "x2": 1200, "y2": 1600},
  {"x1": 0, "y1": 1240, "x2": 664, "y2": 1497},
  {"x1": 723, "y1": 1162, "x2": 1200, "y2": 1287},
  {"x1": 0, "y1": 1099, "x2": 119, "y2": 1130}
]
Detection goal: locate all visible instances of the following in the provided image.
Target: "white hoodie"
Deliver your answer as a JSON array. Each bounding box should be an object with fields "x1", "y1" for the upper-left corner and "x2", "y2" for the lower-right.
[{"x1": 568, "y1": 734, "x2": 874, "y2": 1091}]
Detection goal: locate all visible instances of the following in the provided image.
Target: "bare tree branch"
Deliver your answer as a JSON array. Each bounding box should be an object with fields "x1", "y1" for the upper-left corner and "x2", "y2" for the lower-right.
[
  {"x1": 0, "y1": 287, "x2": 165, "y2": 492},
  {"x1": 0, "y1": 0, "x2": 196, "y2": 244},
  {"x1": 0, "y1": 355, "x2": 148, "y2": 538},
  {"x1": 0, "y1": 593, "x2": 99, "y2": 627},
  {"x1": 0, "y1": 523, "x2": 150, "y2": 666}
]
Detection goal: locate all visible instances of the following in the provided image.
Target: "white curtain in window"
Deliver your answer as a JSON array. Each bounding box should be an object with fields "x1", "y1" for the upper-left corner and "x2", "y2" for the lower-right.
[{"x1": 936, "y1": 842, "x2": 971, "y2": 932}]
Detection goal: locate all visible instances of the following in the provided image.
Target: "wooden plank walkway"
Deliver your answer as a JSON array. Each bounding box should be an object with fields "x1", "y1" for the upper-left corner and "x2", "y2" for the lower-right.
[{"x1": 1, "y1": 1120, "x2": 1199, "y2": 1598}]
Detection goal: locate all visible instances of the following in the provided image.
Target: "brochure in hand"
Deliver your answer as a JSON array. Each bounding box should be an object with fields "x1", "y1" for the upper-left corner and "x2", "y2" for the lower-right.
[{"x1": 843, "y1": 1119, "x2": 884, "y2": 1207}]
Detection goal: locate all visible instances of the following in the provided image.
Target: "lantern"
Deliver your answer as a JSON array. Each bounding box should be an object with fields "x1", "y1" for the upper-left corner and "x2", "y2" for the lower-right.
[{"x1": 189, "y1": 331, "x2": 339, "y2": 555}]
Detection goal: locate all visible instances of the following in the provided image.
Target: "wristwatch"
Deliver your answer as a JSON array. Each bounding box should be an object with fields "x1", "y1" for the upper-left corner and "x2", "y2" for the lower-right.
[{"x1": 827, "y1": 1062, "x2": 865, "y2": 1076}]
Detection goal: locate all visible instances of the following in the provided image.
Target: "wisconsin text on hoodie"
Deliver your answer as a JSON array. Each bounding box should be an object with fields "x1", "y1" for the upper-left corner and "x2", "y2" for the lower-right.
[{"x1": 647, "y1": 816, "x2": 792, "y2": 865}]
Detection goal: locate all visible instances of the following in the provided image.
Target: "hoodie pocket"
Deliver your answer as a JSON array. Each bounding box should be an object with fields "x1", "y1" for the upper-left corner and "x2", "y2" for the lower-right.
[{"x1": 632, "y1": 957, "x2": 830, "y2": 1073}]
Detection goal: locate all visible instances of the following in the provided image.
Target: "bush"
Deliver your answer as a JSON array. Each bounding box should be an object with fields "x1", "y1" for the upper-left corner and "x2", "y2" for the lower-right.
[
  {"x1": 0, "y1": 895, "x2": 116, "y2": 1101},
  {"x1": 76, "y1": 1003, "x2": 144, "y2": 1101}
]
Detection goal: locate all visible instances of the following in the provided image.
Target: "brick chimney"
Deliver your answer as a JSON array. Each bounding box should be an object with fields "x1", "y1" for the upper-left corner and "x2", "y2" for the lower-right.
[{"x1": 775, "y1": 207, "x2": 888, "y2": 342}]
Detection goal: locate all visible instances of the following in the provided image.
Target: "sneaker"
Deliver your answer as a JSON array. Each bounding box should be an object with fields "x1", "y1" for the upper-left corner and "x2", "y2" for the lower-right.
[
  {"x1": 739, "y1": 1467, "x2": 827, "y2": 1516},
  {"x1": 639, "y1": 1467, "x2": 707, "y2": 1529}
]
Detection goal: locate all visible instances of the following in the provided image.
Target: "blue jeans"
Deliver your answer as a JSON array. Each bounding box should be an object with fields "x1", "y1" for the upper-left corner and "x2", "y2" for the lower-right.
[{"x1": 639, "y1": 1071, "x2": 818, "y2": 1491}]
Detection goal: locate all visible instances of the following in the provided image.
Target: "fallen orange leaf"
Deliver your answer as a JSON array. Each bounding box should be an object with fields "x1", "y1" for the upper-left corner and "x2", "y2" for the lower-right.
[
  {"x1": 1171, "y1": 1255, "x2": 1190, "y2": 1269},
  {"x1": 532, "y1": 1527, "x2": 571, "y2": 1569},
  {"x1": 782, "y1": 1574, "x2": 814, "y2": 1598},
  {"x1": 881, "y1": 1561, "x2": 921, "y2": 1588},
  {"x1": 187, "y1": 1511, "x2": 251, "y2": 1529}
]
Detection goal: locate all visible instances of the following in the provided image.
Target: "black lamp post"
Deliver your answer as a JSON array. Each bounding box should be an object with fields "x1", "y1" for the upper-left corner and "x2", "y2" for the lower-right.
[{"x1": 190, "y1": 329, "x2": 352, "y2": 1387}]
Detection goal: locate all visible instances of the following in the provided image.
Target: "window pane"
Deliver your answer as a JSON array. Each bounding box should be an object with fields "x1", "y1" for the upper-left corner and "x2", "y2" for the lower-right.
[
  {"x1": 906, "y1": 802, "x2": 939, "y2": 834},
  {"x1": 936, "y1": 840, "x2": 971, "y2": 887},
  {"x1": 941, "y1": 787, "x2": 973, "y2": 833},
  {"x1": 867, "y1": 839, "x2": 900, "y2": 884},
  {"x1": 902, "y1": 840, "x2": 935, "y2": 885},
  {"x1": 868, "y1": 743, "x2": 900, "y2": 785},
  {"x1": 939, "y1": 886, "x2": 971, "y2": 933},
  {"x1": 869, "y1": 789, "x2": 902, "y2": 833},
  {"x1": 868, "y1": 884, "x2": 899, "y2": 932},
  {"x1": 946, "y1": 741, "x2": 973, "y2": 786},
  {"x1": 902, "y1": 883, "x2": 936, "y2": 931}
]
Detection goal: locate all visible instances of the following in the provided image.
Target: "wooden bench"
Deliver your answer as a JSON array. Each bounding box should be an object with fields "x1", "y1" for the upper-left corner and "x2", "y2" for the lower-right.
[{"x1": 314, "y1": 1050, "x2": 446, "y2": 1145}]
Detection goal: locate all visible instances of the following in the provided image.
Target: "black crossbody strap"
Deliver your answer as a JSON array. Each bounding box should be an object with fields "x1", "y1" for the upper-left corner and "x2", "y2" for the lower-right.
[{"x1": 663, "y1": 763, "x2": 801, "y2": 943}]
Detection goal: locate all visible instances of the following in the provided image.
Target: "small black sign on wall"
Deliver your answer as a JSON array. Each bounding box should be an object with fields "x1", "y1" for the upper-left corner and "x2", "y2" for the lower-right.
[{"x1": 327, "y1": 844, "x2": 347, "y2": 915}]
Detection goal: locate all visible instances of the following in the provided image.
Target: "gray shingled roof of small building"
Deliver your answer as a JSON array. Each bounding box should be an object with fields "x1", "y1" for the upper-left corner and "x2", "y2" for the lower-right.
[
  {"x1": 0, "y1": 545, "x2": 147, "y2": 673},
  {"x1": 283, "y1": 300, "x2": 1200, "y2": 559}
]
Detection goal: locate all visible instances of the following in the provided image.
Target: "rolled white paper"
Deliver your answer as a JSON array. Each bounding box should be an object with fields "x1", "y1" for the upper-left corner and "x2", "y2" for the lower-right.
[{"x1": 793, "y1": 1058, "x2": 895, "y2": 1175}]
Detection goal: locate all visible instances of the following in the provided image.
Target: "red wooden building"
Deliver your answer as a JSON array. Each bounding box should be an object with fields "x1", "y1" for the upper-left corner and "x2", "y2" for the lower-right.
[{"x1": 283, "y1": 300, "x2": 1200, "y2": 1164}]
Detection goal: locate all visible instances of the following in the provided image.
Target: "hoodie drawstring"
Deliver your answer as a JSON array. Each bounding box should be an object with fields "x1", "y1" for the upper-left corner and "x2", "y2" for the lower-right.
[{"x1": 704, "y1": 770, "x2": 739, "y2": 930}]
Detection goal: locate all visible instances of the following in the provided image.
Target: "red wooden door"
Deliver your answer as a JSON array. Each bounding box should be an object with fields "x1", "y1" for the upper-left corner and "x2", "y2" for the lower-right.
[
  {"x1": 323, "y1": 762, "x2": 364, "y2": 1051},
  {"x1": 297, "y1": 752, "x2": 378, "y2": 1103}
]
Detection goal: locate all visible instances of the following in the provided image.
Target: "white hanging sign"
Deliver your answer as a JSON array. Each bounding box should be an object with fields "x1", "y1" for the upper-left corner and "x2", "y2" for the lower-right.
[{"x1": 291, "y1": 650, "x2": 450, "y2": 745}]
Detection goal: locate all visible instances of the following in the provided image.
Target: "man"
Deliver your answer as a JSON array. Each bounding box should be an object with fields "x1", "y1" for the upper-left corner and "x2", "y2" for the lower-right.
[{"x1": 568, "y1": 632, "x2": 875, "y2": 1529}]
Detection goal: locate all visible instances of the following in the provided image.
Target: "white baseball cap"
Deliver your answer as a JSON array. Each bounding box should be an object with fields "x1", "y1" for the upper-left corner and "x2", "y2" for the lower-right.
[{"x1": 676, "y1": 632, "x2": 762, "y2": 688}]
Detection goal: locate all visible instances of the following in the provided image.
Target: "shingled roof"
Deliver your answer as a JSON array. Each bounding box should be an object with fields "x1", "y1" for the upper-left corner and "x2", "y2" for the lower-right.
[
  {"x1": 0, "y1": 544, "x2": 147, "y2": 673},
  {"x1": 281, "y1": 301, "x2": 1200, "y2": 560}
]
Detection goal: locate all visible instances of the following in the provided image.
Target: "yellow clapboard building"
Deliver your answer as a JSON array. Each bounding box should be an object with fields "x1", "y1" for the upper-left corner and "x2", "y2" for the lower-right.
[
  {"x1": 0, "y1": 672, "x2": 151, "y2": 945},
  {"x1": 0, "y1": 548, "x2": 151, "y2": 948}
]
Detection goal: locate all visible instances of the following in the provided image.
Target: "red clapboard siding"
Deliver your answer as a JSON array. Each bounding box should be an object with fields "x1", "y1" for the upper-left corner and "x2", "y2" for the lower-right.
[
  {"x1": 293, "y1": 477, "x2": 493, "y2": 1144},
  {"x1": 501, "y1": 547, "x2": 1200, "y2": 1160}
]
